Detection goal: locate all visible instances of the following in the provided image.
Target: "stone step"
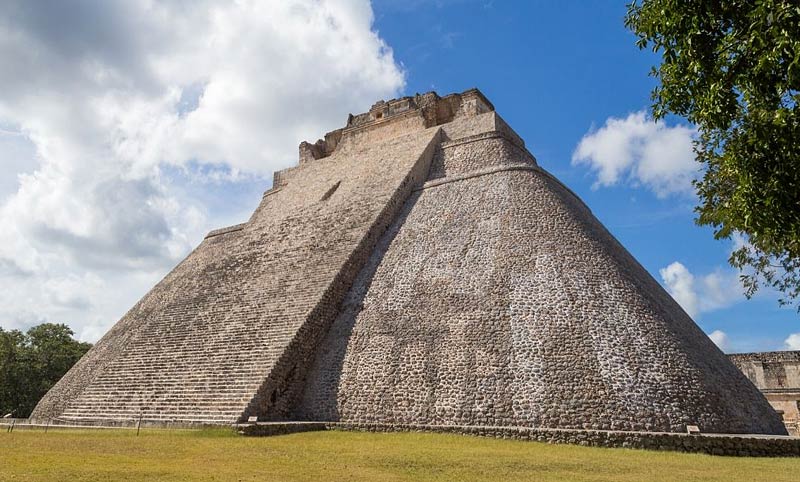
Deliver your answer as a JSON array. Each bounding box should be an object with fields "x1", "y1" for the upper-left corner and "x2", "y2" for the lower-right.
[
  {"x1": 65, "y1": 393, "x2": 254, "y2": 402},
  {"x1": 60, "y1": 405, "x2": 245, "y2": 414},
  {"x1": 59, "y1": 414, "x2": 237, "y2": 423},
  {"x1": 62, "y1": 407, "x2": 242, "y2": 416},
  {"x1": 67, "y1": 400, "x2": 245, "y2": 406}
]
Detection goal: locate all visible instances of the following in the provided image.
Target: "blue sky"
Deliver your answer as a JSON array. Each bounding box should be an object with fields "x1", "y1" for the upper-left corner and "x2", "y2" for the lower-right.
[
  {"x1": 369, "y1": 0, "x2": 797, "y2": 352},
  {"x1": 0, "y1": 0, "x2": 796, "y2": 352}
]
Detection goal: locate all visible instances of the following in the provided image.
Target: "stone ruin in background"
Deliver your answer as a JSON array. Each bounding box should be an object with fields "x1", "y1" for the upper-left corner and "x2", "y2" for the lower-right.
[{"x1": 730, "y1": 351, "x2": 800, "y2": 436}]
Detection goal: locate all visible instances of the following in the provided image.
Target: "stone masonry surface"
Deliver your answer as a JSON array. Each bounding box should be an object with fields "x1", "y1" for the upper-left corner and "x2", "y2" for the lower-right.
[
  {"x1": 238, "y1": 422, "x2": 800, "y2": 457},
  {"x1": 32, "y1": 89, "x2": 788, "y2": 441},
  {"x1": 31, "y1": 100, "x2": 442, "y2": 424},
  {"x1": 729, "y1": 351, "x2": 800, "y2": 435}
]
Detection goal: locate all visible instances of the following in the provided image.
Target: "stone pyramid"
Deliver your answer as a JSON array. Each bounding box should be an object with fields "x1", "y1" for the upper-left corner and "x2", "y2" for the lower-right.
[{"x1": 32, "y1": 89, "x2": 786, "y2": 435}]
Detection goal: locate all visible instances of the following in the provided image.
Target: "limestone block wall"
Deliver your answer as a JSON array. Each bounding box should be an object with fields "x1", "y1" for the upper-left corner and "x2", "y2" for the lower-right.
[
  {"x1": 31, "y1": 125, "x2": 441, "y2": 424},
  {"x1": 428, "y1": 132, "x2": 533, "y2": 180},
  {"x1": 297, "y1": 131, "x2": 786, "y2": 435},
  {"x1": 729, "y1": 351, "x2": 800, "y2": 435},
  {"x1": 729, "y1": 351, "x2": 800, "y2": 390},
  {"x1": 239, "y1": 422, "x2": 800, "y2": 457}
]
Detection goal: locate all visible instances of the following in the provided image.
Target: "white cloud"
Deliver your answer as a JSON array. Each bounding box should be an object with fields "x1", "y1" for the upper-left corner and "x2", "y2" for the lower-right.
[
  {"x1": 659, "y1": 262, "x2": 699, "y2": 317},
  {"x1": 0, "y1": 0, "x2": 404, "y2": 341},
  {"x1": 572, "y1": 111, "x2": 697, "y2": 197},
  {"x1": 707, "y1": 330, "x2": 730, "y2": 352},
  {"x1": 785, "y1": 333, "x2": 800, "y2": 351},
  {"x1": 659, "y1": 261, "x2": 740, "y2": 353},
  {"x1": 659, "y1": 261, "x2": 742, "y2": 319}
]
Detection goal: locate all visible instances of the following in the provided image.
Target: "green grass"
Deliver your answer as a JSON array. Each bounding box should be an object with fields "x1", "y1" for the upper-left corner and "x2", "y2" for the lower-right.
[{"x1": 1, "y1": 428, "x2": 798, "y2": 481}]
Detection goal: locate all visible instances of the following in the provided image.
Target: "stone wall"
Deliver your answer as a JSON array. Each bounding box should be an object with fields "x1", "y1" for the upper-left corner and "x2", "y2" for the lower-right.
[
  {"x1": 239, "y1": 422, "x2": 800, "y2": 457},
  {"x1": 31, "y1": 110, "x2": 443, "y2": 424},
  {"x1": 296, "y1": 116, "x2": 785, "y2": 435},
  {"x1": 729, "y1": 351, "x2": 800, "y2": 435}
]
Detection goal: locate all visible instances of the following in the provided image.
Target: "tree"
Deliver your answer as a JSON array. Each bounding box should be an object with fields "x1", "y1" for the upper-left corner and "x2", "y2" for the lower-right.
[
  {"x1": 0, "y1": 328, "x2": 26, "y2": 417},
  {"x1": 0, "y1": 323, "x2": 91, "y2": 418},
  {"x1": 625, "y1": 0, "x2": 800, "y2": 308}
]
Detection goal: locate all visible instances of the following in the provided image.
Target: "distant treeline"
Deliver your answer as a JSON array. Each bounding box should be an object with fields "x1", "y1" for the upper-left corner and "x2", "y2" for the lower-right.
[{"x1": 0, "y1": 323, "x2": 91, "y2": 418}]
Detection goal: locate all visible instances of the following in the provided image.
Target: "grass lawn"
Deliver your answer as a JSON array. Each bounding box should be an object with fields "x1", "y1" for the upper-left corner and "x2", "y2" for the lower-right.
[{"x1": 1, "y1": 428, "x2": 798, "y2": 481}]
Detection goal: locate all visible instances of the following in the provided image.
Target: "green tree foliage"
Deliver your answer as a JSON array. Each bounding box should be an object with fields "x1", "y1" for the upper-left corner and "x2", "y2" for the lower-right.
[
  {"x1": 625, "y1": 0, "x2": 800, "y2": 307},
  {"x1": 0, "y1": 323, "x2": 91, "y2": 418}
]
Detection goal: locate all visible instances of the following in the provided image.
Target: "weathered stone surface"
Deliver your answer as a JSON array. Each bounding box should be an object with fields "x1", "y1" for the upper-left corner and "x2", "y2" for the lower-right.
[
  {"x1": 236, "y1": 422, "x2": 800, "y2": 457},
  {"x1": 31, "y1": 88, "x2": 786, "y2": 438},
  {"x1": 30, "y1": 96, "x2": 445, "y2": 424},
  {"x1": 296, "y1": 129, "x2": 785, "y2": 435},
  {"x1": 729, "y1": 351, "x2": 800, "y2": 435}
]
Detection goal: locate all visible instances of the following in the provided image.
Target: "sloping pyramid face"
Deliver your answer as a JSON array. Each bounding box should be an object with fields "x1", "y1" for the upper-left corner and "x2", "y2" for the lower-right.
[{"x1": 33, "y1": 89, "x2": 786, "y2": 435}]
